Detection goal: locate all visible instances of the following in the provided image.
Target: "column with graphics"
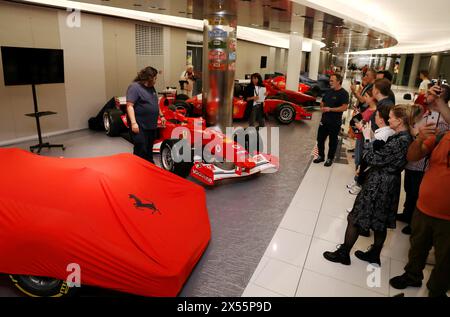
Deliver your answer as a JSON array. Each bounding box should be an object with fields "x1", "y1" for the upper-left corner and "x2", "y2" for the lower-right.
[{"x1": 202, "y1": 0, "x2": 237, "y2": 131}]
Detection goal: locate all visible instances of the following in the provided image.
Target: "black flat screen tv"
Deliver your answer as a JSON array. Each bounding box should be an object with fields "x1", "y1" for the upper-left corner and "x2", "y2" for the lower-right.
[{"x1": 1, "y1": 46, "x2": 64, "y2": 86}]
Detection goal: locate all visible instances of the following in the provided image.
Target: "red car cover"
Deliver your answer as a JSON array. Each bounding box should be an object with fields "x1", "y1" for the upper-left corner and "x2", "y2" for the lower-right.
[{"x1": 0, "y1": 149, "x2": 210, "y2": 297}]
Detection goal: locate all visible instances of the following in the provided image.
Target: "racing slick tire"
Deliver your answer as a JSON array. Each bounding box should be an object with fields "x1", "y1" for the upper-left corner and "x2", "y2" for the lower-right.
[
  {"x1": 103, "y1": 108, "x2": 124, "y2": 137},
  {"x1": 9, "y1": 275, "x2": 74, "y2": 297},
  {"x1": 170, "y1": 101, "x2": 192, "y2": 116},
  {"x1": 175, "y1": 94, "x2": 190, "y2": 102},
  {"x1": 160, "y1": 139, "x2": 193, "y2": 178},
  {"x1": 276, "y1": 103, "x2": 296, "y2": 124},
  {"x1": 305, "y1": 86, "x2": 321, "y2": 98}
]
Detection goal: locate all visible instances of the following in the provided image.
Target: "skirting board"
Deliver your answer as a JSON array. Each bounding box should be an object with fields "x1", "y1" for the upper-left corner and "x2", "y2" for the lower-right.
[{"x1": 0, "y1": 128, "x2": 86, "y2": 147}]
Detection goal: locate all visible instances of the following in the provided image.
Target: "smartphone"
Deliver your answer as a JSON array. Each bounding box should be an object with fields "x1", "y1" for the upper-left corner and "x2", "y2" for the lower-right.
[{"x1": 426, "y1": 112, "x2": 439, "y2": 126}]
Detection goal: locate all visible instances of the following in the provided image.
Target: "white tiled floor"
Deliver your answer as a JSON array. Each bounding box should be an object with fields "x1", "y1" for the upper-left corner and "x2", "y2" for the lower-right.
[
  {"x1": 253, "y1": 258, "x2": 302, "y2": 296},
  {"x1": 296, "y1": 269, "x2": 383, "y2": 297},
  {"x1": 279, "y1": 208, "x2": 319, "y2": 236},
  {"x1": 263, "y1": 228, "x2": 311, "y2": 267},
  {"x1": 243, "y1": 147, "x2": 445, "y2": 297}
]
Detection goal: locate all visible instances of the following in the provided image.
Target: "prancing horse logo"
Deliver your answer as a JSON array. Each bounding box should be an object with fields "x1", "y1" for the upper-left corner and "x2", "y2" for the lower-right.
[{"x1": 129, "y1": 194, "x2": 161, "y2": 215}]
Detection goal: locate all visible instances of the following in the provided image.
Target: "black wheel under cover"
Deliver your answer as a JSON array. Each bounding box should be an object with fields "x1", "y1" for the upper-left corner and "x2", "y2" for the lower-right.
[
  {"x1": 160, "y1": 139, "x2": 193, "y2": 178},
  {"x1": 276, "y1": 103, "x2": 295, "y2": 124},
  {"x1": 103, "y1": 108, "x2": 123, "y2": 137},
  {"x1": 9, "y1": 275, "x2": 72, "y2": 297}
]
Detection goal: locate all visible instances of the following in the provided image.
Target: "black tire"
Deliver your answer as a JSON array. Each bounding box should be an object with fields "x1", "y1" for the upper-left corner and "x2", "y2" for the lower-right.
[
  {"x1": 175, "y1": 94, "x2": 190, "y2": 101},
  {"x1": 171, "y1": 101, "x2": 192, "y2": 116},
  {"x1": 233, "y1": 127, "x2": 264, "y2": 154},
  {"x1": 103, "y1": 108, "x2": 124, "y2": 137},
  {"x1": 276, "y1": 103, "x2": 296, "y2": 124},
  {"x1": 9, "y1": 275, "x2": 73, "y2": 297},
  {"x1": 305, "y1": 86, "x2": 321, "y2": 98},
  {"x1": 160, "y1": 139, "x2": 193, "y2": 178},
  {"x1": 303, "y1": 100, "x2": 317, "y2": 109}
]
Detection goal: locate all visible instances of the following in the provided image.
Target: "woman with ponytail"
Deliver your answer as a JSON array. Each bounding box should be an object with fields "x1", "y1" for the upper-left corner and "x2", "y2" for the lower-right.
[{"x1": 323, "y1": 104, "x2": 417, "y2": 266}]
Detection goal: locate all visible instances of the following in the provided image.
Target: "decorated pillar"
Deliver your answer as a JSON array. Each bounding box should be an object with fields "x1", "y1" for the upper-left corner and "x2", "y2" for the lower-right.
[{"x1": 202, "y1": 0, "x2": 237, "y2": 131}]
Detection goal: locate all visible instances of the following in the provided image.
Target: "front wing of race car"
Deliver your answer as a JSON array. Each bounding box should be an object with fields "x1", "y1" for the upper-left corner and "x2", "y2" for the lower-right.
[{"x1": 190, "y1": 153, "x2": 279, "y2": 186}]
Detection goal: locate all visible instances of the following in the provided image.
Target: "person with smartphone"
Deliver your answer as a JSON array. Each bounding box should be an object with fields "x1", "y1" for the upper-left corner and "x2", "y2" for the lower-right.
[
  {"x1": 390, "y1": 84, "x2": 450, "y2": 297},
  {"x1": 350, "y1": 69, "x2": 376, "y2": 112},
  {"x1": 398, "y1": 84, "x2": 450, "y2": 234},
  {"x1": 323, "y1": 105, "x2": 413, "y2": 267},
  {"x1": 347, "y1": 89, "x2": 378, "y2": 196}
]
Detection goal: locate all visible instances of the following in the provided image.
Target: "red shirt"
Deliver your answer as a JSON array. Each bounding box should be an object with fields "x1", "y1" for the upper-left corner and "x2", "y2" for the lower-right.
[
  {"x1": 417, "y1": 132, "x2": 450, "y2": 220},
  {"x1": 355, "y1": 108, "x2": 376, "y2": 140}
]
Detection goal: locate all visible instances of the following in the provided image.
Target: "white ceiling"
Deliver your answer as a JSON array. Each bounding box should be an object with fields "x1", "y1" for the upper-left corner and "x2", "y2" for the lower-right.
[
  {"x1": 294, "y1": 0, "x2": 450, "y2": 54},
  {"x1": 16, "y1": 0, "x2": 450, "y2": 55},
  {"x1": 18, "y1": 0, "x2": 324, "y2": 51}
]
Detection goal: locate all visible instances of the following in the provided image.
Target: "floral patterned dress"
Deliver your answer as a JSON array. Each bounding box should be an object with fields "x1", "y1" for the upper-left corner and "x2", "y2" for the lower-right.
[{"x1": 348, "y1": 131, "x2": 412, "y2": 232}]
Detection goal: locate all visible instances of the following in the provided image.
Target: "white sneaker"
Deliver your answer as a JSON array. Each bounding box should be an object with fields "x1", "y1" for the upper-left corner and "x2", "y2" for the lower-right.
[
  {"x1": 349, "y1": 185, "x2": 361, "y2": 195},
  {"x1": 346, "y1": 180, "x2": 357, "y2": 189}
]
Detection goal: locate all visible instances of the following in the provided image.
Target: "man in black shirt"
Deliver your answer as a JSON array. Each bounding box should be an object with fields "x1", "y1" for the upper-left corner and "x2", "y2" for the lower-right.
[{"x1": 314, "y1": 74, "x2": 349, "y2": 166}]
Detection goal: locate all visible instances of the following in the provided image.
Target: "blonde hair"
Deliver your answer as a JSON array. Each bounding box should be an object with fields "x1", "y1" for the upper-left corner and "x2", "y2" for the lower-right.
[{"x1": 391, "y1": 104, "x2": 424, "y2": 131}]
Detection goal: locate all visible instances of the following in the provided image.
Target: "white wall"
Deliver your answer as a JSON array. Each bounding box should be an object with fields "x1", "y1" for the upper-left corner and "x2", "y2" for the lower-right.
[
  {"x1": 0, "y1": 1, "x2": 69, "y2": 143},
  {"x1": 58, "y1": 11, "x2": 107, "y2": 130},
  {"x1": 235, "y1": 40, "x2": 272, "y2": 79}
]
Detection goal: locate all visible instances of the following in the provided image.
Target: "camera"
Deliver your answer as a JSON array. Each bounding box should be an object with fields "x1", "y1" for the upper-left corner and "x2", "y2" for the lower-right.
[{"x1": 431, "y1": 79, "x2": 441, "y2": 86}]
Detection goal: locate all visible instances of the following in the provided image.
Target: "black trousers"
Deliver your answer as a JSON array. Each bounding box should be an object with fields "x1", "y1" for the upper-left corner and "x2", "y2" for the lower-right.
[
  {"x1": 132, "y1": 128, "x2": 156, "y2": 164},
  {"x1": 402, "y1": 169, "x2": 425, "y2": 223},
  {"x1": 405, "y1": 209, "x2": 450, "y2": 297},
  {"x1": 249, "y1": 104, "x2": 265, "y2": 128},
  {"x1": 317, "y1": 122, "x2": 340, "y2": 160}
]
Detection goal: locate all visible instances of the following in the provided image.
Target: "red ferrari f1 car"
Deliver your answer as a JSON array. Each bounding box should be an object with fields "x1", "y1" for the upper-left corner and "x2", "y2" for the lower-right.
[
  {"x1": 0, "y1": 148, "x2": 211, "y2": 297},
  {"x1": 103, "y1": 102, "x2": 279, "y2": 186},
  {"x1": 168, "y1": 81, "x2": 314, "y2": 125}
]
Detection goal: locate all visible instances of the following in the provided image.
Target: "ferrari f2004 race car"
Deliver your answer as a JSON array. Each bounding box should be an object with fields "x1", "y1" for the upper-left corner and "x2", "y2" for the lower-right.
[{"x1": 102, "y1": 103, "x2": 279, "y2": 186}]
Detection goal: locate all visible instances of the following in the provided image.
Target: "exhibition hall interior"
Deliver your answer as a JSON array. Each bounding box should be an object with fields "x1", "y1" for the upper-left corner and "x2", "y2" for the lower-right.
[{"x1": 0, "y1": 0, "x2": 449, "y2": 298}]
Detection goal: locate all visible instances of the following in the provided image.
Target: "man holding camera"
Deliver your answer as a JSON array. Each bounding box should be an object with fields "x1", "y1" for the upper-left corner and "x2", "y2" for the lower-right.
[
  {"x1": 314, "y1": 74, "x2": 349, "y2": 167},
  {"x1": 390, "y1": 84, "x2": 450, "y2": 298},
  {"x1": 351, "y1": 69, "x2": 376, "y2": 112}
]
